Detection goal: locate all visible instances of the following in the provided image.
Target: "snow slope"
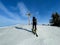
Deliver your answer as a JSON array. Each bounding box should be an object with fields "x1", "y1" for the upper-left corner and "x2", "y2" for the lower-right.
[{"x1": 0, "y1": 25, "x2": 60, "y2": 45}]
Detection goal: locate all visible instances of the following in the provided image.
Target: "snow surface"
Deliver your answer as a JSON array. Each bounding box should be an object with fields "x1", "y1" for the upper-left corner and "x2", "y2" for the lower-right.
[{"x1": 0, "y1": 25, "x2": 60, "y2": 45}]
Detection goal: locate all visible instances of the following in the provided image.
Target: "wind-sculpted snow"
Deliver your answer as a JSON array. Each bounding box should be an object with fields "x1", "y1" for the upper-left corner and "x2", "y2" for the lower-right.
[{"x1": 0, "y1": 25, "x2": 60, "y2": 45}]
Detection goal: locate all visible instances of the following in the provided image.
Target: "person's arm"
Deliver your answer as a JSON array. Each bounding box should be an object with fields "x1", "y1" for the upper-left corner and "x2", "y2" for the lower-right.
[{"x1": 36, "y1": 19, "x2": 37, "y2": 25}]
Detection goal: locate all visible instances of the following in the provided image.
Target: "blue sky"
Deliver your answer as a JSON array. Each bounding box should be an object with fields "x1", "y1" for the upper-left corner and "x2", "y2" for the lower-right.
[{"x1": 0, "y1": 0, "x2": 60, "y2": 26}]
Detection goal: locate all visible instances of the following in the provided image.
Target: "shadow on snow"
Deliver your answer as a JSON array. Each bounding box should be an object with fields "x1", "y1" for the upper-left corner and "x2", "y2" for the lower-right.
[{"x1": 15, "y1": 27, "x2": 32, "y2": 32}]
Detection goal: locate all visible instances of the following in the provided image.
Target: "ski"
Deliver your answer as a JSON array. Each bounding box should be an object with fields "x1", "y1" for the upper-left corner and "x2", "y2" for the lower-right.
[{"x1": 32, "y1": 29, "x2": 38, "y2": 37}]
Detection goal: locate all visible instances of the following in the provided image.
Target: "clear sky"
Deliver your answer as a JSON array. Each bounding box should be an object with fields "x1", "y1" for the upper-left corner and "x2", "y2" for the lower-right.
[{"x1": 0, "y1": 0, "x2": 60, "y2": 26}]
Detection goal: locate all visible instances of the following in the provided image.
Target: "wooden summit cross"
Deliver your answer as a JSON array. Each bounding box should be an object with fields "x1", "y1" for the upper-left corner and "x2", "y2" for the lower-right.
[{"x1": 27, "y1": 13, "x2": 31, "y2": 25}]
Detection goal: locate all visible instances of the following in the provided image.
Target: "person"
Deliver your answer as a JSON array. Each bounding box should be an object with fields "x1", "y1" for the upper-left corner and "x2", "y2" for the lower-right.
[{"x1": 32, "y1": 17, "x2": 37, "y2": 34}]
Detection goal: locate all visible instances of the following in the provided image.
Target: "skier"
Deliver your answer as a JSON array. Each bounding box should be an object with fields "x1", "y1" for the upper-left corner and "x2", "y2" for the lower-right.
[{"x1": 32, "y1": 17, "x2": 37, "y2": 34}]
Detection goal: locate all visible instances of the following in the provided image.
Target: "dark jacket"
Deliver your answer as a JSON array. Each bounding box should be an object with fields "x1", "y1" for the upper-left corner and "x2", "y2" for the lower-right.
[{"x1": 33, "y1": 17, "x2": 37, "y2": 25}]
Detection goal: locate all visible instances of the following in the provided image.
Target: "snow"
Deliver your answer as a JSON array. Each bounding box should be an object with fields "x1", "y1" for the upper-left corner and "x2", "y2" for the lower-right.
[{"x1": 0, "y1": 25, "x2": 60, "y2": 45}]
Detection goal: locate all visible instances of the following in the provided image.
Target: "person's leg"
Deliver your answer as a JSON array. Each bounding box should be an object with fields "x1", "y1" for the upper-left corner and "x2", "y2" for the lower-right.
[
  {"x1": 35, "y1": 24, "x2": 37, "y2": 33},
  {"x1": 33, "y1": 25, "x2": 35, "y2": 34},
  {"x1": 32, "y1": 24, "x2": 34, "y2": 32}
]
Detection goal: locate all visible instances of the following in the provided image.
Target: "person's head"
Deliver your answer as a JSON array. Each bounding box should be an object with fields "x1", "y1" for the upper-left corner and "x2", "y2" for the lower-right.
[{"x1": 33, "y1": 16, "x2": 35, "y2": 19}]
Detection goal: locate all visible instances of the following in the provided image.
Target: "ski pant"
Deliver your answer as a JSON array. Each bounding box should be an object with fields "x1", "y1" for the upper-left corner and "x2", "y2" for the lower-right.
[{"x1": 32, "y1": 24, "x2": 37, "y2": 32}]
